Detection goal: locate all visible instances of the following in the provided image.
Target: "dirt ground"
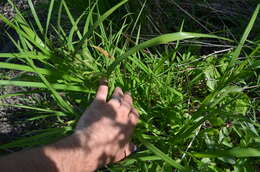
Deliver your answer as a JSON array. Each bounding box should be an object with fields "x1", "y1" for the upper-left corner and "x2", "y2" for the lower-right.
[
  {"x1": 0, "y1": 71, "x2": 46, "y2": 145},
  {"x1": 0, "y1": 0, "x2": 40, "y2": 145}
]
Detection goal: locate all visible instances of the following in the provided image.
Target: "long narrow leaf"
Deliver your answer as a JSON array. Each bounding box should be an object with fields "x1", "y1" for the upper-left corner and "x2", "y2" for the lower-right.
[
  {"x1": 45, "y1": 0, "x2": 55, "y2": 39},
  {"x1": 0, "y1": 62, "x2": 50, "y2": 74},
  {"x1": 192, "y1": 147, "x2": 260, "y2": 158},
  {"x1": 27, "y1": 59, "x2": 74, "y2": 114},
  {"x1": 0, "y1": 14, "x2": 49, "y2": 55},
  {"x1": 28, "y1": 0, "x2": 44, "y2": 34},
  {"x1": 140, "y1": 137, "x2": 188, "y2": 171},
  {"x1": 0, "y1": 128, "x2": 69, "y2": 149},
  {"x1": 0, "y1": 62, "x2": 83, "y2": 82},
  {"x1": 75, "y1": 0, "x2": 128, "y2": 53},
  {"x1": 62, "y1": 0, "x2": 82, "y2": 39},
  {"x1": 232, "y1": 4, "x2": 260, "y2": 62},
  {"x1": 108, "y1": 32, "x2": 230, "y2": 74},
  {"x1": 0, "y1": 104, "x2": 60, "y2": 113},
  {"x1": 0, "y1": 80, "x2": 94, "y2": 93},
  {"x1": 83, "y1": 4, "x2": 96, "y2": 34},
  {"x1": 0, "y1": 90, "x2": 44, "y2": 99},
  {"x1": 0, "y1": 53, "x2": 48, "y2": 59}
]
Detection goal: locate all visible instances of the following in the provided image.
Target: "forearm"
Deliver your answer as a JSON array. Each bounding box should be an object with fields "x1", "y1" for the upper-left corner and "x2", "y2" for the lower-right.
[
  {"x1": 0, "y1": 147, "x2": 56, "y2": 172},
  {"x1": 0, "y1": 134, "x2": 97, "y2": 172}
]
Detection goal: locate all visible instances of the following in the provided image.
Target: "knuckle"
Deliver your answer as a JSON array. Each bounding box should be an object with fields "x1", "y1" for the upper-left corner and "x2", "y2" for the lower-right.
[{"x1": 121, "y1": 101, "x2": 131, "y2": 110}]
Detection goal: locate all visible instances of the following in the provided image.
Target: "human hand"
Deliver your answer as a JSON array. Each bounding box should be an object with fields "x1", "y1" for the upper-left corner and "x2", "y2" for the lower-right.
[
  {"x1": 74, "y1": 82, "x2": 139, "y2": 170},
  {"x1": 0, "y1": 82, "x2": 139, "y2": 172}
]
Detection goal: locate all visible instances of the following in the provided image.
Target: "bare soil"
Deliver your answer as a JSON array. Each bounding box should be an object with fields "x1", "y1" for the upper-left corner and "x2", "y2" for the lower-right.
[{"x1": 0, "y1": 0, "x2": 40, "y2": 146}]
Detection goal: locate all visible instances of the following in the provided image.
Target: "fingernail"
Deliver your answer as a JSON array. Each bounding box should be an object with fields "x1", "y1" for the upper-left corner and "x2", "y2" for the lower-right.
[{"x1": 133, "y1": 144, "x2": 137, "y2": 152}]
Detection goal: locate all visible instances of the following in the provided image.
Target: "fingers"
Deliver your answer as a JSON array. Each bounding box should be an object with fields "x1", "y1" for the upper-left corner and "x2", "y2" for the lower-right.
[
  {"x1": 95, "y1": 85, "x2": 138, "y2": 125},
  {"x1": 108, "y1": 87, "x2": 124, "y2": 108},
  {"x1": 109, "y1": 89, "x2": 133, "y2": 114},
  {"x1": 112, "y1": 90, "x2": 137, "y2": 124},
  {"x1": 119, "y1": 92, "x2": 133, "y2": 114},
  {"x1": 122, "y1": 92, "x2": 132, "y2": 106},
  {"x1": 95, "y1": 81, "x2": 108, "y2": 102},
  {"x1": 114, "y1": 143, "x2": 136, "y2": 162},
  {"x1": 128, "y1": 108, "x2": 139, "y2": 125},
  {"x1": 124, "y1": 143, "x2": 137, "y2": 157}
]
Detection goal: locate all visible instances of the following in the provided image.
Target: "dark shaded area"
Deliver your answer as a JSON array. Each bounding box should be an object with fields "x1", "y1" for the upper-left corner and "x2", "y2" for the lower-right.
[
  {"x1": 0, "y1": 82, "x2": 57, "y2": 146},
  {"x1": 0, "y1": 0, "x2": 46, "y2": 53}
]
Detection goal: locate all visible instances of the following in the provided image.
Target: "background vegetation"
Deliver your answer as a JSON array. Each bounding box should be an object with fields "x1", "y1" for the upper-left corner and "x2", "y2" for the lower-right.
[{"x1": 0, "y1": 0, "x2": 260, "y2": 171}]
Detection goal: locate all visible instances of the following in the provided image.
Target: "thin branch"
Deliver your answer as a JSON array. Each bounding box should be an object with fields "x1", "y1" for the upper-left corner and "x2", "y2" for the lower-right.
[{"x1": 177, "y1": 48, "x2": 233, "y2": 67}]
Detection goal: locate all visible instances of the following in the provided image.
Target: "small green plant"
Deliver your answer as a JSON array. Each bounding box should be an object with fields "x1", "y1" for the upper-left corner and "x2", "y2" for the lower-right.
[{"x1": 0, "y1": 0, "x2": 260, "y2": 171}]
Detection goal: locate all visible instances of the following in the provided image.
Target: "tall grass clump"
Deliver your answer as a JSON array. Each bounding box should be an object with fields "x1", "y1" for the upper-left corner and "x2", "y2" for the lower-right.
[{"x1": 0, "y1": 0, "x2": 260, "y2": 171}]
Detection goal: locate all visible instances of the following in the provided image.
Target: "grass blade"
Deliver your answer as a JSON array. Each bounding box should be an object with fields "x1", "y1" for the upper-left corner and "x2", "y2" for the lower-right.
[
  {"x1": 62, "y1": 0, "x2": 82, "y2": 39},
  {"x1": 0, "y1": 128, "x2": 70, "y2": 149},
  {"x1": 192, "y1": 147, "x2": 260, "y2": 158},
  {"x1": 75, "y1": 0, "x2": 128, "y2": 53},
  {"x1": 231, "y1": 4, "x2": 260, "y2": 62},
  {"x1": 68, "y1": 13, "x2": 86, "y2": 50},
  {"x1": 45, "y1": 0, "x2": 55, "y2": 39},
  {"x1": 83, "y1": 3, "x2": 96, "y2": 34},
  {"x1": 27, "y1": 113, "x2": 65, "y2": 121},
  {"x1": 0, "y1": 62, "x2": 83, "y2": 83},
  {"x1": 93, "y1": 0, "x2": 128, "y2": 30},
  {"x1": 0, "y1": 104, "x2": 61, "y2": 113},
  {"x1": 0, "y1": 62, "x2": 51, "y2": 75},
  {"x1": 0, "y1": 53, "x2": 48, "y2": 59},
  {"x1": 28, "y1": 0, "x2": 44, "y2": 34},
  {"x1": 0, "y1": 80, "x2": 94, "y2": 93},
  {"x1": 0, "y1": 14, "x2": 49, "y2": 55},
  {"x1": 140, "y1": 137, "x2": 188, "y2": 171},
  {"x1": 23, "y1": 59, "x2": 74, "y2": 114},
  {"x1": 0, "y1": 90, "x2": 44, "y2": 99},
  {"x1": 108, "y1": 32, "x2": 230, "y2": 74}
]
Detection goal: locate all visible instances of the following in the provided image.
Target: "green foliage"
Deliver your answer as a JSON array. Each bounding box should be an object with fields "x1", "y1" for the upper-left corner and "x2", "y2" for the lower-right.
[{"x1": 0, "y1": 0, "x2": 260, "y2": 171}]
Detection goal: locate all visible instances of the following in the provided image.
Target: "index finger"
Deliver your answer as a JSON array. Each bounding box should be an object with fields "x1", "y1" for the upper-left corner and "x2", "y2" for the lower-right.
[{"x1": 95, "y1": 81, "x2": 108, "y2": 102}]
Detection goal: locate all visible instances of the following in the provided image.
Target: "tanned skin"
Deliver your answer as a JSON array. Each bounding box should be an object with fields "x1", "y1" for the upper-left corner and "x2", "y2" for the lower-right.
[{"x1": 0, "y1": 83, "x2": 139, "y2": 172}]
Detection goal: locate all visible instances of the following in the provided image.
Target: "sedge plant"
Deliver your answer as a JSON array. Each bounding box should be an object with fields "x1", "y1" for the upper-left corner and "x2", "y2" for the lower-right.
[{"x1": 0, "y1": 0, "x2": 260, "y2": 171}]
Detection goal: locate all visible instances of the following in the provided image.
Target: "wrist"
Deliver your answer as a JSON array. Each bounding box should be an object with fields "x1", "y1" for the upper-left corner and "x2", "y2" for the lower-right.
[
  {"x1": 73, "y1": 130, "x2": 107, "y2": 170},
  {"x1": 42, "y1": 133, "x2": 98, "y2": 172}
]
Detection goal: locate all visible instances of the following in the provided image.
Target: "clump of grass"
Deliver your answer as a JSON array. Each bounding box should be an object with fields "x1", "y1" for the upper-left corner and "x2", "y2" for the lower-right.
[{"x1": 0, "y1": 0, "x2": 260, "y2": 171}]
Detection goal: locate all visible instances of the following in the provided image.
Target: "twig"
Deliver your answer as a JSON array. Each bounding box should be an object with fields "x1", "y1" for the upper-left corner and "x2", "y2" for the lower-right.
[
  {"x1": 202, "y1": 48, "x2": 233, "y2": 59},
  {"x1": 177, "y1": 48, "x2": 233, "y2": 67},
  {"x1": 243, "y1": 85, "x2": 260, "y2": 90},
  {"x1": 173, "y1": 125, "x2": 202, "y2": 172},
  {"x1": 180, "y1": 125, "x2": 202, "y2": 161}
]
